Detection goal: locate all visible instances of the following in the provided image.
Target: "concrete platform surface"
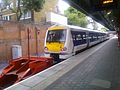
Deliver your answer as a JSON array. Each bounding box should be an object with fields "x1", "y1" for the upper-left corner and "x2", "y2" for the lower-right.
[{"x1": 5, "y1": 37, "x2": 120, "y2": 90}]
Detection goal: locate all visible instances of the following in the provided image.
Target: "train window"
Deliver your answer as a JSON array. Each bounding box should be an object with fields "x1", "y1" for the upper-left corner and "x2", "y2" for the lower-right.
[
  {"x1": 88, "y1": 36, "x2": 92, "y2": 39},
  {"x1": 46, "y1": 30, "x2": 66, "y2": 42},
  {"x1": 92, "y1": 33, "x2": 98, "y2": 41},
  {"x1": 82, "y1": 34, "x2": 86, "y2": 39},
  {"x1": 96, "y1": 34, "x2": 99, "y2": 39},
  {"x1": 98, "y1": 36, "x2": 101, "y2": 39},
  {"x1": 76, "y1": 35, "x2": 79, "y2": 40},
  {"x1": 72, "y1": 35, "x2": 76, "y2": 40},
  {"x1": 71, "y1": 31, "x2": 87, "y2": 45},
  {"x1": 93, "y1": 36, "x2": 95, "y2": 39},
  {"x1": 83, "y1": 35, "x2": 86, "y2": 37},
  {"x1": 76, "y1": 34, "x2": 82, "y2": 40},
  {"x1": 89, "y1": 32, "x2": 95, "y2": 42}
]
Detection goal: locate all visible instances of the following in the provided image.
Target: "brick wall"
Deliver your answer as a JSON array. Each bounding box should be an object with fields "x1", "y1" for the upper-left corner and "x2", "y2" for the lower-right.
[{"x1": 0, "y1": 21, "x2": 50, "y2": 61}]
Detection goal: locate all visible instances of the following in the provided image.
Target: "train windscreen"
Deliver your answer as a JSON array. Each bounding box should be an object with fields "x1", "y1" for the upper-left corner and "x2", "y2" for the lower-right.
[{"x1": 46, "y1": 30, "x2": 66, "y2": 42}]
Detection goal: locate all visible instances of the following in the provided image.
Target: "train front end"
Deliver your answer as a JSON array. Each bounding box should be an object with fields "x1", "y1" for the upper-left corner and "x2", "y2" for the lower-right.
[{"x1": 44, "y1": 26, "x2": 68, "y2": 60}]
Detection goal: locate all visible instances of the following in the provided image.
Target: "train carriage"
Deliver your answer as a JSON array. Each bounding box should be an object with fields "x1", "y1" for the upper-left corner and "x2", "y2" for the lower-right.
[{"x1": 44, "y1": 25, "x2": 108, "y2": 60}]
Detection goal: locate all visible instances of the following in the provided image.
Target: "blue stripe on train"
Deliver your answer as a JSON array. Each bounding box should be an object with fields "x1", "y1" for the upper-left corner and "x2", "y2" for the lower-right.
[
  {"x1": 71, "y1": 31, "x2": 87, "y2": 46},
  {"x1": 71, "y1": 31, "x2": 102, "y2": 46}
]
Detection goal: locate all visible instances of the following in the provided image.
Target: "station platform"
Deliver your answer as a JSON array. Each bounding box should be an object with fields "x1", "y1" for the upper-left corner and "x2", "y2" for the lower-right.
[{"x1": 5, "y1": 37, "x2": 120, "y2": 90}]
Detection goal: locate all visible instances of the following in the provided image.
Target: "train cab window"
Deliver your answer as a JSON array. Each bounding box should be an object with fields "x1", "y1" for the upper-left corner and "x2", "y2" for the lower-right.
[{"x1": 46, "y1": 30, "x2": 66, "y2": 42}]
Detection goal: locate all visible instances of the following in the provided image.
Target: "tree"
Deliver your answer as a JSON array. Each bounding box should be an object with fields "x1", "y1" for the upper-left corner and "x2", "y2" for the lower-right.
[
  {"x1": 64, "y1": 7, "x2": 88, "y2": 28},
  {"x1": 2, "y1": 0, "x2": 45, "y2": 21},
  {"x1": 22, "y1": 0, "x2": 45, "y2": 21},
  {"x1": 2, "y1": 0, "x2": 23, "y2": 21},
  {"x1": 101, "y1": 27, "x2": 108, "y2": 32}
]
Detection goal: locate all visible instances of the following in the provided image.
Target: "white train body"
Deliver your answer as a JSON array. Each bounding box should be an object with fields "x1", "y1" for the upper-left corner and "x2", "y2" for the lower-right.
[{"x1": 44, "y1": 25, "x2": 108, "y2": 59}]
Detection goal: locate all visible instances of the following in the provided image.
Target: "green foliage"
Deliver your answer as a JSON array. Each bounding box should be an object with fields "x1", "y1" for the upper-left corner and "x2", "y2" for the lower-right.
[
  {"x1": 22, "y1": 0, "x2": 45, "y2": 21},
  {"x1": 2, "y1": 0, "x2": 45, "y2": 21},
  {"x1": 64, "y1": 7, "x2": 88, "y2": 28},
  {"x1": 2, "y1": 0, "x2": 22, "y2": 21},
  {"x1": 2, "y1": 0, "x2": 10, "y2": 6},
  {"x1": 22, "y1": 0, "x2": 45, "y2": 12},
  {"x1": 101, "y1": 27, "x2": 108, "y2": 32}
]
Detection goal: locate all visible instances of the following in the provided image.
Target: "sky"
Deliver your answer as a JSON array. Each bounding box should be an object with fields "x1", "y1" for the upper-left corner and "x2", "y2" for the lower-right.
[
  {"x1": 58, "y1": 0, "x2": 70, "y2": 14},
  {"x1": 0, "y1": 0, "x2": 69, "y2": 13},
  {"x1": 87, "y1": 17, "x2": 105, "y2": 30}
]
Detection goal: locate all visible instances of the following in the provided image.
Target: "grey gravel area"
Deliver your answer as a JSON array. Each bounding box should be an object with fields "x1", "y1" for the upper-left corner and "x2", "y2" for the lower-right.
[
  {"x1": 0, "y1": 60, "x2": 8, "y2": 74},
  {"x1": 44, "y1": 38, "x2": 120, "y2": 90}
]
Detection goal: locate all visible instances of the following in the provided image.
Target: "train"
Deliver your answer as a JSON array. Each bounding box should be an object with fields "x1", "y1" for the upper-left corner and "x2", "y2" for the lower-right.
[{"x1": 44, "y1": 25, "x2": 109, "y2": 60}]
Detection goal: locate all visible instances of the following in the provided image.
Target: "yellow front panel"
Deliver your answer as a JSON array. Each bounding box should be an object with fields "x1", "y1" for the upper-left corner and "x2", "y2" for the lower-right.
[
  {"x1": 48, "y1": 26, "x2": 65, "y2": 30},
  {"x1": 46, "y1": 42, "x2": 64, "y2": 52}
]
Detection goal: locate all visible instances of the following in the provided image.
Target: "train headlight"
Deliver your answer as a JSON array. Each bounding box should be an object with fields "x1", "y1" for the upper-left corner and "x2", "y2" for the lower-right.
[
  {"x1": 61, "y1": 47, "x2": 67, "y2": 51},
  {"x1": 44, "y1": 47, "x2": 48, "y2": 51}
]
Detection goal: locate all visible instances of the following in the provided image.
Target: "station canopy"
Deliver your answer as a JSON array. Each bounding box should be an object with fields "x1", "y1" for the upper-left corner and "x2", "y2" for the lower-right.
[{"x1": 64, "y1": 0, "x2": 120, "y2": 31}]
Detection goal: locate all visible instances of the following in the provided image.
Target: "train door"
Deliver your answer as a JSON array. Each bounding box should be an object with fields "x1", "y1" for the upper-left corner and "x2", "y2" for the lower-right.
[
  {"x1": 86, "y1": 31, "x2": 90, "y2": 47},
  {"x1": 65, "y1": 28, "x2": 74, "y2": 55}
]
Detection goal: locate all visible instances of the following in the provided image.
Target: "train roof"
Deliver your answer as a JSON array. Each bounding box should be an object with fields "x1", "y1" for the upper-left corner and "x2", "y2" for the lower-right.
[
  {"x1": 48, "y1": 24, "x2": 108, "y2": 34},
  {"x1": 66, "y1": 25, "x2": 107, "y2": 34}
]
